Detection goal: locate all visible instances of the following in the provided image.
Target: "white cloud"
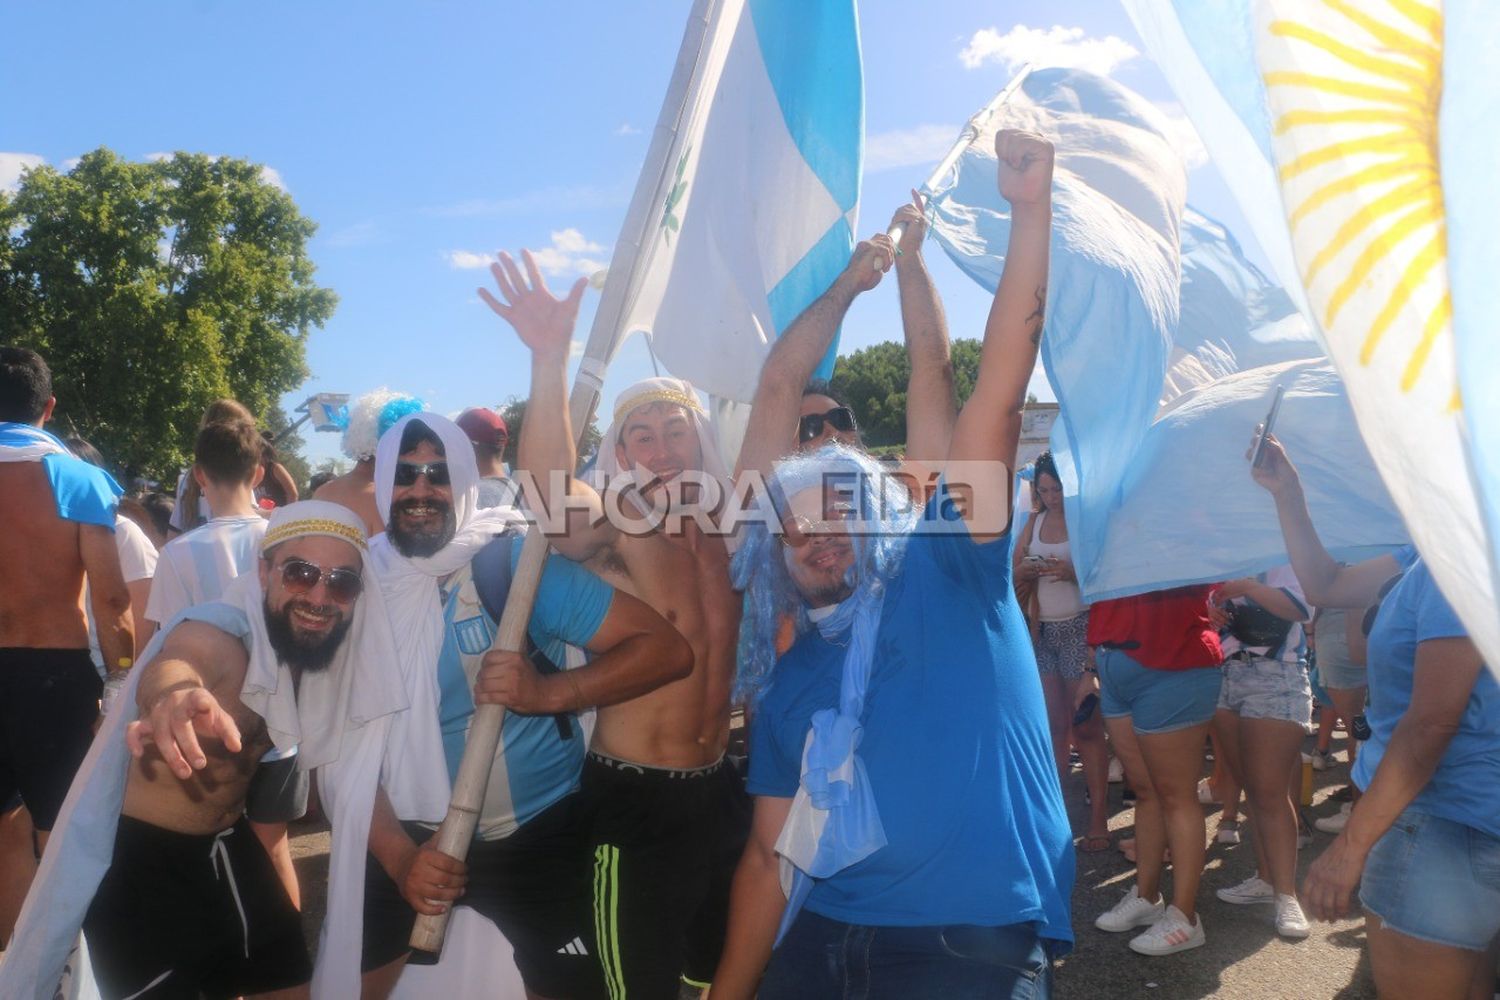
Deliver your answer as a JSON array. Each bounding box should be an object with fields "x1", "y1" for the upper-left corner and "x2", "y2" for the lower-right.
[
  {"x1": 0, "y1": 153, "x2": 46, "y2": 193},
  {"x1": 959, "y1": 25, "x2": 1138, "y2": 76},
  {"x1": 1154, "y1": 102, "x2": 1210, "y2": 170},
  {"x1": 61, "y1": 157, "x2": 81, "y2": 171},
  {"x1": 614, "y1": 122, "x2": 642, "y2": 136},
  {"x1": 259, "y1": 165, "x2": 288, "y2": 192},
  {"x1": 143, "y1": 151, "x2": 172, "y2": 163},
  {"x1": 446, "y1": 228, "x2": 609, "y2": 279},
  {"x1": 865, "y1": 124, "x2": 958, "y2": 173}
]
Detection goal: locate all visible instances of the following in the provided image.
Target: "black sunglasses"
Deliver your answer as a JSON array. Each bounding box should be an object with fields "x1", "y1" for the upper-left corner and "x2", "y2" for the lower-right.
[
  {"x1": 393, "y1": 461, "x2": 451, "y2": 487},
  {"x1": 278, "y1": 558, "x2": 363, "y2": 604},
  {"x1": 798, "y1": 406, "x2": 857, "y2": 444}
]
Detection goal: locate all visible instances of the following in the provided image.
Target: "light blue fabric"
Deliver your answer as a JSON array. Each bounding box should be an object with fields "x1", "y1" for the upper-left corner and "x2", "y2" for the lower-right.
[
  {"x1": 1441, "y1": 2, "x2": 1500, "y2": 670},
  {"x1": 0, "y1": 422, "x2": 121, "y2": 528},
  {"x1": 1353, "y1": 556, "x2": 1500, "y2": 838},
  {"x1": 927, "y1": 68, "x2": 1406, "y2": 599},
  {"x1": 750, "y1": 0, "x2": 861, "y2": 383}
]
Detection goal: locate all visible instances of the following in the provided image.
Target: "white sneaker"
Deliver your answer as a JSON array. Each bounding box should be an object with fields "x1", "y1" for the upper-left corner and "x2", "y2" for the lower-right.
[
  {"x1": 1108, "y1": 757, "x2": 1125, "y2": 784},
  {"x1": 1095, "y1": 886, "x2": 1165, "y2": 932},
  {"x1": 1216, "y1": 820, "x2": 1241, "y2": 845},
  {"x1": 1216, "y1": 875, "x2": 1275, "y2": 905},
  {"x1": 1275, "y1": 894, "x2": 1311, "y2": 939},
  {"x1": 1315, "y1": 802, "x2": 1352, "y2": 834},
  {"x1": 1129, "y1": 905, "x2": 1205, "y2": 956}
]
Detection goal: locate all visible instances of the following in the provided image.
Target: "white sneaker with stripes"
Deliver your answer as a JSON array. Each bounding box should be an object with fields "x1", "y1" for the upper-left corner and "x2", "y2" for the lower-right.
[{"x1": 1129, "y1": 905, "x2": 1205, "y2": 956}]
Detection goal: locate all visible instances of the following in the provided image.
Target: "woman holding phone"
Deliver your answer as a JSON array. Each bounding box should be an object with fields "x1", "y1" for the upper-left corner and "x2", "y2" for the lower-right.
[{"x1": 1015, "y1": 451, "x2": 1111, "y2": 852}]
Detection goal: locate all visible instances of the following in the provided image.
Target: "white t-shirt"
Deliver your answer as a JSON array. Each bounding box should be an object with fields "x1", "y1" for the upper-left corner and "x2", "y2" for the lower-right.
[
  {"x1": 88, "y1": 516, "x2": 160, "y2": 671},
  {"x1": 145, "y1": 514, "x2": 267, "y2": 625}
]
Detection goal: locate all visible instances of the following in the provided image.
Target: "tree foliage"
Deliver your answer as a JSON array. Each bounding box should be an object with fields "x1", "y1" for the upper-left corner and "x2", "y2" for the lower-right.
[
  {"x1": 829, "y1": 338, "x2": 987, "y2": 449},
  {"x1": 498, "y1": 396, "x2": 602, "y2": 473},
  {"x1": 0, "y1": 149, "x2": 336, "y2": 479}
]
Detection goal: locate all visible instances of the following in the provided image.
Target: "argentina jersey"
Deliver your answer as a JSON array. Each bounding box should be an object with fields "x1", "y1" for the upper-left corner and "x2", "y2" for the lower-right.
[{"x1": 433, "y1": 535, "x2": 614, "y2": 841}]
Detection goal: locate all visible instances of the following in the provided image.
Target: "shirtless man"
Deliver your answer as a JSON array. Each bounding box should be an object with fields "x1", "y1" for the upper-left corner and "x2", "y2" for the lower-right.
[
  {"x1": 482, "y1": 253, "x2": 743, "y2": 995},
  {"x1": 80, "y1": 504, "x2": 383, "y2": 998},
  {"x1": 0, "y1": 346, "x2": 133, "y2": 935}
]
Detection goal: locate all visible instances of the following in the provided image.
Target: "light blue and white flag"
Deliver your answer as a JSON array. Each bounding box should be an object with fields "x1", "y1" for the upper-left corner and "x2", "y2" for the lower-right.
[
  {"x1": 1122, "y1": 0, "x2": 1500, "y2": 675},
  {"x1": 612, "y1": 0, "x2": 862, "y2": 404},
  {"x1": 926, "y1": 67, "x2": 1185, "y2": 596}
]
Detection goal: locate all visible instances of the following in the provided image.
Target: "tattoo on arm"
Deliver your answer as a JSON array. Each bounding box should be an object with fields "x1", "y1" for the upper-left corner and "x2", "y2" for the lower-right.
[{"x1": 1027, "y1": 285, "x2": 1046, "y2": 346}]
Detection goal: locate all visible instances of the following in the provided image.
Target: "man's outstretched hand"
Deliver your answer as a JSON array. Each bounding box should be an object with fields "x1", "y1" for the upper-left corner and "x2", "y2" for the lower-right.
[
  {"x1": 126, "y1": 686, "x2": 242, "y2": 779},
  {"x1": 997, "y1": 129, "x2": 1055, "y2": 209},
  {"x1": 479, "y1": 249, "x2": 587, "y2": 362}
]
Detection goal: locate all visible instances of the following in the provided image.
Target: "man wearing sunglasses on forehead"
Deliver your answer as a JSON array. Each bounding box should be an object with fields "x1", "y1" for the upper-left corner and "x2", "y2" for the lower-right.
[{"x1": 3, "y1": 501, "x2": 408, "y2": 998}]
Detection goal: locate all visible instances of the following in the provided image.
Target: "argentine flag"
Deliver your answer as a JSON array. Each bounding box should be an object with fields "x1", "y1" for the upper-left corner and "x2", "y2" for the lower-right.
[
  {"x1": 1123, "y1": 0, "x2": 1500, "y2": 677},
  {"x1": 606, "y1": 0, "x2": 862, "y2": 405}
]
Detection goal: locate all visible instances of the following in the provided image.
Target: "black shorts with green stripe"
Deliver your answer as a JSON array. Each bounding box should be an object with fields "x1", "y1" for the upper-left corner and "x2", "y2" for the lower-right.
[
  {"x1": 583, "y1": 751, "x2": 728, "y2": 999},
  {"x1": 361, "y1": 791, "x2": 605, "y2": 999}
]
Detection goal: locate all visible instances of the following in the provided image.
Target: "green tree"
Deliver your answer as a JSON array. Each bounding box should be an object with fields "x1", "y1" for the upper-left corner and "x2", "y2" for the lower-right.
[
  {"x1": 262, "y1": 403, "x2": 312, "y2": 493},
  {"x1": 498, "y1": 396, "x2": 602, "y2": 473},
  {"x1": 0, "y1": 148, "x2": 336, "y2": 480},
  {"x1": 829, "y1": 338, "x2": 985, "y2": 450}
]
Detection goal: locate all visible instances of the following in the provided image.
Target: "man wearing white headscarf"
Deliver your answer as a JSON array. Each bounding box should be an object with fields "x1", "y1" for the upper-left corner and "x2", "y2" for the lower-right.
[
  {"x1": 0, "y1": 501, "x2": 408, "y2": 1000},
  {"x1": 361, "y1": 412, "x2": 691, "y2": 1000},
  {"x1": 482, "y1": 252, "x2": 744, "y2": 995},
  {"x1": 313, "y1": 387, "x2": 425, "y2": 537}
]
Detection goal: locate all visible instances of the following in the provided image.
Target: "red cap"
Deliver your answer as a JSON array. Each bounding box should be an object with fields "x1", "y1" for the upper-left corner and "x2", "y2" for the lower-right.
[{"x1": 456, "y1": 407, "x2": 509, "y2": 448}]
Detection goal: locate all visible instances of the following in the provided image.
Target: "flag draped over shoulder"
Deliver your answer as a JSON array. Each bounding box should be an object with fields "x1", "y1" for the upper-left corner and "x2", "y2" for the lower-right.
[
  {"x1": 926, "y1": 66, "x2": 1186, "y2": 596},
  {"x1": 1123, "y1": 0, "x2": 1500, "y2": 675},
  {"x1": 611, "y1": 0, "x2": 862, "y2": 404}
]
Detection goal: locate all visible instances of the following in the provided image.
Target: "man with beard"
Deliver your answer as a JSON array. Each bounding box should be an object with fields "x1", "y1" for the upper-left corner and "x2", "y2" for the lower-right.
[
  {"x1": 314, "y1": 388, "x2": 426, "y2": 537},
  {"x1": 361, "y1": 413, "x2": 692, "y2": 1000},
  {"x1": 1, "y1": 502, "x2": 408, "y2": 999}
]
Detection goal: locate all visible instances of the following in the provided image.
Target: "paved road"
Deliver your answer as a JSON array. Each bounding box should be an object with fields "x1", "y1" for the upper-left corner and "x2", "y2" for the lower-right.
[{"x1": 289, "y1": 737, "x2": 1374, "y2": 999}]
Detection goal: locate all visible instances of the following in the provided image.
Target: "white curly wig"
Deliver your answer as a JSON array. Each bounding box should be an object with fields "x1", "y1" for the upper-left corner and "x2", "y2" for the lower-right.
[{"x1": 340, "y1": 387, "x2": 425, "y2": 461}]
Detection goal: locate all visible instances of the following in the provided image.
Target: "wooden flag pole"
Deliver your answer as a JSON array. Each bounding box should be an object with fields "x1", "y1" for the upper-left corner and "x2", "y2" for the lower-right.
[{"x1": 408, "y1": 0, "x2": 721, "y2": 956}]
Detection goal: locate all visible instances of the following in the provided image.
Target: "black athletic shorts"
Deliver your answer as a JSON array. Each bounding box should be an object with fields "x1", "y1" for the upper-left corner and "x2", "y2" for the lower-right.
[
  {"x1": 682, "y1": 755, "x2": 753, "y2": 988},
  {"x1": 0, "y1": 648, "x2": 101, "y2": 831},
  {"x1": 245, "y1": 752, "x2": 310, "y2": 825},
  {"x1": 583, "y1": 751, "x2": 724, "y2": 998},
  {"x1": 83, "y1": 815, "x2": 311, "y2": 999},
  {"x1": 362, "y1": 791, "x2": 605, "y2": 999}
]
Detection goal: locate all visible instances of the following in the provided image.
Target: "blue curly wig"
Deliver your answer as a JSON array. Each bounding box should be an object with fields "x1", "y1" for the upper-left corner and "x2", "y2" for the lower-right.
[{"x1": 730, "y1": 443, "x2": 921, "y2": 705}]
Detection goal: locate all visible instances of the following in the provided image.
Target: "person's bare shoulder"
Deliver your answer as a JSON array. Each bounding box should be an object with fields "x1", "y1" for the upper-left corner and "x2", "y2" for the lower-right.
[{"x1": 151, "y1": 619, "x2": 249, "y2": 683}]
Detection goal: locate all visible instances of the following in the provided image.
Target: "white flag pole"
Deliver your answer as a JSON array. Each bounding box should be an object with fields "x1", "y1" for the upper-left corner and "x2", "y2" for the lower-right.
[
  {"x1": 409, "y1": 0, "x2": 725, "y2": 955},
  {"x1": 878, "y1": 63, "x2": 1034, "y2": 260}
]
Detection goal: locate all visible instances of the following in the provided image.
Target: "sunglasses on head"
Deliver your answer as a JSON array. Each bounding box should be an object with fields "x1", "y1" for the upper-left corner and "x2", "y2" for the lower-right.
[
  {"x1": 798, "y1": 406, "x2": 857, "y2": 444},
  {"x1": 278, "y1": 558, "x2": 363, "y2": 604},
  {"x1": 393, "y1": 461, "x2": 451, "y2": 487}
]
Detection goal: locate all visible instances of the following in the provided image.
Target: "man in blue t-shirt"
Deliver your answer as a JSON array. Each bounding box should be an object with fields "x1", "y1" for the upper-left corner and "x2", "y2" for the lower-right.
[
  {"x1": 713, "y1": 131, "x2": 1074, "y2": 1000},
  {"x1": 360, "y1": 414, "x2": 691, "y2": 1000}
]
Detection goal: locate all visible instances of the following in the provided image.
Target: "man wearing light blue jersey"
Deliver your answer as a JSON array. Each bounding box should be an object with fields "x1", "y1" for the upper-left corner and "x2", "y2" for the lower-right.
[{"x1": 361, "y1": 414, "x2": 692, "y2": 1000}]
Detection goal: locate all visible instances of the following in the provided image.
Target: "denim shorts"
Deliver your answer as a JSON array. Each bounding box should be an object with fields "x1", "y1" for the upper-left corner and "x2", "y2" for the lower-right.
[
  {"x1": 1359, "y1": 808, "x2": 1500, "y2": 951},
  {"x1": 1096, "y1": 648, "x2": 1221, "y2": 735},
  {"x1": 761, "y1": 908, "x2": 1054, "y2": 1000},
  {"x1": 1217, "y1": 654, "x2": 1312, "y2": 726}
]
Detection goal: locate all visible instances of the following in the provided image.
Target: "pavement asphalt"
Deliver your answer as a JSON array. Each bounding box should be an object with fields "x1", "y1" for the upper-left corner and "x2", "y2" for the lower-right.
[{"x1": 288, "y1": 732, "x2": 1376, "y2": 999}]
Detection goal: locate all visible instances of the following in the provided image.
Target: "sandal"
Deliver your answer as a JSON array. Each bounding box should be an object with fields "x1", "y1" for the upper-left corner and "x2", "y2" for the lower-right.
[{"x1": 1079, "y1": 834, "x2": 1112, "y2": 853}]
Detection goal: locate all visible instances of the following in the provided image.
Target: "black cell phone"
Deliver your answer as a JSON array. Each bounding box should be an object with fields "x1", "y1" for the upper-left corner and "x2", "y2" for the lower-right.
[
  {"x1": 1251, "y1": 384, "x2": 1287, "y2": 468},
  {"x1": 1072, "y1": 692, "x2": 1099, "y2": 726}
]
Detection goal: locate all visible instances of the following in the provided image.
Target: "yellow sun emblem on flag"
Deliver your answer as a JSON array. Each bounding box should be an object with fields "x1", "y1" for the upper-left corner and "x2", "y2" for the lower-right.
[{"x1": 1259, "y1": 0, "x2": 1456, "y2": 410}]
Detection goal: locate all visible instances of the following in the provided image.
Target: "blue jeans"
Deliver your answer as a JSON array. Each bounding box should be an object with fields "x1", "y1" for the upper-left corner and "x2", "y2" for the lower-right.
[
  {"x1": 1360, "y1": 807, "x2": 1500, "y2": 951},
  {"x1": 761, "y1": 909, "x2": 1054, "y2": 999}
]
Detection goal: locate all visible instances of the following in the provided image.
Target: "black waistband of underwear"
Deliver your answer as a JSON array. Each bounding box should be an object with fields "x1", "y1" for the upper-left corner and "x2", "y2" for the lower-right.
[
  {"x1": 586, "y1": 751, "x2": 726, "y2": 781},
  {"x1": 1099, "y1": 641, "x2": 1141, "y2": 651}
]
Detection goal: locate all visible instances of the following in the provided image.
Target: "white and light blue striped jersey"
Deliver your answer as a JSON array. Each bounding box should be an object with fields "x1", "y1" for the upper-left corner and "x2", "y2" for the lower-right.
[{"x1": 145, "y1": 514, "x2": 267, "y2": 625}]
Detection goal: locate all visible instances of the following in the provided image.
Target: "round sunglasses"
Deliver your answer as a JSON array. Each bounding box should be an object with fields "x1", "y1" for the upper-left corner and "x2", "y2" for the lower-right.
[
  {"x1": 276, "y1": 558, "x2": 363, "y2": 604},
  {"x1": 798, "y1": 406, "x2": 857, "y2": 444}
]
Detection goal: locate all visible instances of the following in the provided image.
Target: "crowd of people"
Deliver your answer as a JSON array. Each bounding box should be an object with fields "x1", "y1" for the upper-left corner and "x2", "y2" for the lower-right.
[{"x1": 0, "y1": 129, "x2": 1496, "y2": 1000}]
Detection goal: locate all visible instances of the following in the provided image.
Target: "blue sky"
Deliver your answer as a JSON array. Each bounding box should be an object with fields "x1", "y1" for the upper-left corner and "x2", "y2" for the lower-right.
[{"x1": 2, "y1": 0, "x2": 1264, "y2": 469}]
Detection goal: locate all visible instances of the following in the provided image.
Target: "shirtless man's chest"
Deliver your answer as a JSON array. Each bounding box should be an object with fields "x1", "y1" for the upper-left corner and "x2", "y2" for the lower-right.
[{"x1": 585, "y1": 519, "x2": 740, "y2": 768}]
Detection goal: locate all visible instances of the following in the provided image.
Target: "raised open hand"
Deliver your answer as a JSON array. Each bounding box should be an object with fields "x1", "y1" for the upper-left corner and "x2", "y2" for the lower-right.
[
  {"x1": 996, "y1": 129, "x2": 1055, "y2": 209},
  {"x1": 479, "y1": 249, "x2": 587, "y2": 360}
]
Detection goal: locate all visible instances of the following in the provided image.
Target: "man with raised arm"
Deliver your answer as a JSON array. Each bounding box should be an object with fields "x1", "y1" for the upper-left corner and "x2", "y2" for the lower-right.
[
  {"x1": 0, "y1": 346, "x2": 132, "y2": 936},
  {"x1": 0, "y1": 501, "x2": 407, "y2": 999},
  {"x1": 357, "y1": 412, "x2": 692, "y2": 1000},
  {"x1": 713, "y1": 131, "x2": 1073, "y2": 999},
  {"x1": 483, "y1": 253, "x2": 745, "y2": 996}
]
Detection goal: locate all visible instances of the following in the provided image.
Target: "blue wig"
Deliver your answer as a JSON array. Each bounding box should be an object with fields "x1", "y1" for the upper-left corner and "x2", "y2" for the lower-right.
[{"x1": 730, "y1": 443, "x2": 921, "y2": 705}]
